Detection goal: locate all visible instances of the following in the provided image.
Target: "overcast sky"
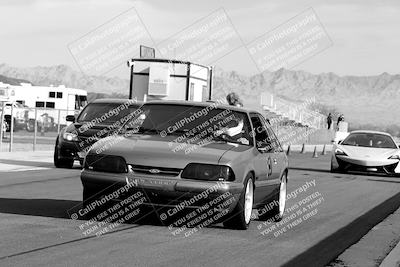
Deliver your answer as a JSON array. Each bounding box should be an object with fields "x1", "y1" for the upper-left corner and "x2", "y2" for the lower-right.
[{"x1": 1, "y1": 0, "x2": 399, "y2": 78}]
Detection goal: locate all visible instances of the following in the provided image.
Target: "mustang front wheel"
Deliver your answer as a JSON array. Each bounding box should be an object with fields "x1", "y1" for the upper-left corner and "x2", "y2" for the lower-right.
[{"x1": 223, "y1": 173, "x2": 254, "y2": 230}]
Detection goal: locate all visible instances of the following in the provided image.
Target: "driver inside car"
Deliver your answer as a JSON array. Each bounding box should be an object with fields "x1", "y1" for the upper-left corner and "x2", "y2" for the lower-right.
[{"x1": 216, "y1": 117, "x2": 249, "y2": 145}]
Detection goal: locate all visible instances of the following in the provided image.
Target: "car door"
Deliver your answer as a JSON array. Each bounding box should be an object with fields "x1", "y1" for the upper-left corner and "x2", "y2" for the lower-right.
[
  {"x1": 262, "y1": 117, "x2": 287, "y2": 181},
  {"x1": 250, "y1": 114, "x2": 277, "y2": 205}
]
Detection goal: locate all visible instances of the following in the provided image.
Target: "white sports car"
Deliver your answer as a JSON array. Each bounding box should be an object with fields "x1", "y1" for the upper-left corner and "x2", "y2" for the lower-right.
[{"x1": 331, "y1": 130, "x2": 400, "y2": 175}]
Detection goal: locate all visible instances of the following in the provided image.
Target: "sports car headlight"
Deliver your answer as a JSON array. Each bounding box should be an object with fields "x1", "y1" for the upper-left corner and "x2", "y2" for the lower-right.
[
  {"x1": 63, "y1": 132, "x2": 78, "y2": 141},
  {"x1": 181, "y1": 163, "x2": 235, "y2": 181},
  {"x1": 388, "y1": 155, "x2": 400, "y2": 160},
  {"x1": 335, "y1": 148, "x2": 347, "y2": 156}
]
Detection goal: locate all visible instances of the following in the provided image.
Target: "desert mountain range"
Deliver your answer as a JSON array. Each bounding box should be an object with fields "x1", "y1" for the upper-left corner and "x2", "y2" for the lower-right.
[{"x1": 0, "y1": 63, "x2": 399, "y2": 130}]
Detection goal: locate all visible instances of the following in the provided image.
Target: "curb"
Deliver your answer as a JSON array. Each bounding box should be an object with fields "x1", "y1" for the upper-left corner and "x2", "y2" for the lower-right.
[
  {"x1": 380, "y1": 241, "x2": 400, "y2": 267},
  {"x1": 282, "y1": 191, "x2": 400, "y2": 267}
]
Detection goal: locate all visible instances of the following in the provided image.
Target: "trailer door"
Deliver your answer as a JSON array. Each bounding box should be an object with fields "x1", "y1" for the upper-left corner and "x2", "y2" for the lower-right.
[{"x1": 67, "y1": 94, "x2": 76, "y2": 113}]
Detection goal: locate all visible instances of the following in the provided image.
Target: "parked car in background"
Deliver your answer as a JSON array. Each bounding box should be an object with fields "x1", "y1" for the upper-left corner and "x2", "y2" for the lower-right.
[
  {"x1": 54, "y1": 98, "x2": 142, "y2": 168},
  {"x1": 331, "y1": 130, "x2": 400, "y2": 176},
  {"x1": 81, "y1": 101, "x2": 289, "y2": 229}
]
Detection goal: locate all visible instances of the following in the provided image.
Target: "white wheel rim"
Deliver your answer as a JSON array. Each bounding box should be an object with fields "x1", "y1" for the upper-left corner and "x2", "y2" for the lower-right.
[
  {"x1": 244, "y1": 179, "x2": 253, "y2": 224},
  {"x1": 279, "y1": 176, "x2": 287, "y2": 217}
]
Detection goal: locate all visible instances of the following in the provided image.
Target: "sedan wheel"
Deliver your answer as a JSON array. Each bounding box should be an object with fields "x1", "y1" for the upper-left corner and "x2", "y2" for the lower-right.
[{"x1": 54, "y1": 138, "x2": 74, "y2": 169}]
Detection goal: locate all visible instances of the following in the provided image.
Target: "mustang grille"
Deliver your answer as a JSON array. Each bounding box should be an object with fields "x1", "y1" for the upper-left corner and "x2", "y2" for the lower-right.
[{"x1": 129, "y1": 164, "x2": 181, "y2": 177}]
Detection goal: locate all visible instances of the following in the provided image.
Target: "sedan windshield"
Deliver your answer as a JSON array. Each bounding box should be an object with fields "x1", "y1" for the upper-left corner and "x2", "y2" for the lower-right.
[
  {"x1": 122, "y1": 104, "x2": 253, "y2": 146},
  {"x1": 77, "y1": 103, "x2": 139, "y2": 125},
  {"x1": 342, "y1": 133, "x2": 397, "y2": 149}
]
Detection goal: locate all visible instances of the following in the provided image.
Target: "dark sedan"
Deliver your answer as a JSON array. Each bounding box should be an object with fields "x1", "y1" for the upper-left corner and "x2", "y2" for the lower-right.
[{"x1": 54, "y1": 98, "x2": 141, "y2": 168}]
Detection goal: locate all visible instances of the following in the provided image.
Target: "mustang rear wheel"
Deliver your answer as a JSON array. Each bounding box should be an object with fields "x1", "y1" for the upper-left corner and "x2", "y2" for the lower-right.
[
  {"x1": 223, "y1": 173, "x2": 254, "y2": 230},
  {"x1": 258, "y1": 172, "x2": 287, "y2": 222}
]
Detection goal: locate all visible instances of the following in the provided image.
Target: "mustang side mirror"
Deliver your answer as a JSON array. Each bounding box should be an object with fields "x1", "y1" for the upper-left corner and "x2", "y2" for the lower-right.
[
  {"x1": 66, "y1": 115, "x2": 76, "y2": 122},
  {"x1": 258, "y1": 147, "x2": 269, "y2": 153},
  {"x1": 257, "y1": 142, "x2": 273, "y2": 153}
]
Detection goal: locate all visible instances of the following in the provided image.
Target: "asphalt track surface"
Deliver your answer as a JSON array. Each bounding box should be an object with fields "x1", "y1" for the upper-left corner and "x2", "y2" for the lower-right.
[{"x1": 0, "y1": 153, "x2": 399, "y2": 267}]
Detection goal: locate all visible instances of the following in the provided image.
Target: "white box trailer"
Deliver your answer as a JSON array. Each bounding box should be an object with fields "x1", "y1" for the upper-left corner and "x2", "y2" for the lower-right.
[
  {"x1": 128, "y1": 58, "x2": 213, "y2": 102},
  {"x1": 11, "y1": 83, "x2": 87, "y2": 112},
  {"x1": 0, "y1": 82, "x2": 87, "y2": 130}
]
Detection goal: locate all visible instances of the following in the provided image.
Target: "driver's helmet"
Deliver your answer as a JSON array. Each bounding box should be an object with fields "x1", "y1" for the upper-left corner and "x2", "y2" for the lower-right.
[{"x1": 224, "y1": 117, "x2": 244, "y2": 137}]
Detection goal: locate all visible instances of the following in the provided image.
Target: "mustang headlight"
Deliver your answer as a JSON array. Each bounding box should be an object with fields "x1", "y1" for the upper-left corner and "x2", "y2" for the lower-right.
[
  {"x1": 84, "y1": 154, "x2": 127, "y2": 173},
  {"x1": 181, "y1": 163, "x2": 235, "y2": 181},
  {"x1": 335, "y1": 148, "x2": 347, "y2": 156},
  {"x1": 63, "y1": 132, "x2": 78, "y2": 141},
  {"x1": 388, "y1": 155, "x2": 400, "y2": 160}
]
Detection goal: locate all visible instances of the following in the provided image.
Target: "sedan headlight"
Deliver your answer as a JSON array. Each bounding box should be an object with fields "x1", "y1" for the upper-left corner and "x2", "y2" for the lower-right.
[
  {"x1": 63, "y1": 132, "x2": 78, "y2": 141},
  {"x1": 388, "y1": 155, "x2": 400, "y2": 160},
  {"x1": 335, "y1": 148, "x2": 347, "y2": 156},
  {"x1": 181, "y1": 163, "x2": 235, "y2": 181}
]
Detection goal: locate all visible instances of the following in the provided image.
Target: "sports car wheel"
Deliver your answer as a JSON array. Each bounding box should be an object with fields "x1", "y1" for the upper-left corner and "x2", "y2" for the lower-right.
[
  {"x1": 223, "y1": 173, "x2": 254, "y2": 230},
  {"x1": 259, "y1": 172, "x2": 287, "y2": 222},
  {"x1": 330, "y1": 161, "x2": 345, "y2": 173}
]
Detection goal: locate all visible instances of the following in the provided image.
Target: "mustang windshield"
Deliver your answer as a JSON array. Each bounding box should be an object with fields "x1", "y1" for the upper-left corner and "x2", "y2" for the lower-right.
[
  {"x1": 123, "y1": 104, "x2": 253, "y2": 146},
  {"x1": 342, "y1": 133, "x2": 397, "y2": 149}
]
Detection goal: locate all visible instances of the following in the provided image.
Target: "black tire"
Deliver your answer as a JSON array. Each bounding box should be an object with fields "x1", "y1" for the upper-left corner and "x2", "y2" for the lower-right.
[
  {"x1": 82, "y1": 187, "x2": 115, "y2": 221},
  {"x1": 223, "y1": 173, "x2": 254, "y2": 230},
  {"x1": 82, "y1": 187, "x2": 100, "y2": 220},
  {"x1": 54, "y1": 138, "x2": 74, "y2": 168},
  {"x1": 82, "y1": 187, "x2": 97, "y2": 205},
  {"x1": 330, "y1": 161, "x2": 345, "y2": 173},
  {"x1": 258, "y1": 172, "x2": 288, "y2": 222},
  {"x1": 25, "y1": 119, "x2": 35, "y2": 132}
]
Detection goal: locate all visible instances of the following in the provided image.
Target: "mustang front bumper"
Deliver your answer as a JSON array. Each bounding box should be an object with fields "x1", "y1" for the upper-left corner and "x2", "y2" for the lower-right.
[{"x1": 81, "y1": 170, "x2": 243, "y2": 212}]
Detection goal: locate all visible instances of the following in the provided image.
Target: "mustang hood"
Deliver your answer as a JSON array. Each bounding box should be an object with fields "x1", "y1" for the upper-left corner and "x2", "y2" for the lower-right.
[{"x1": 90, "y1": 134, "x2": 244, "y2": 169}]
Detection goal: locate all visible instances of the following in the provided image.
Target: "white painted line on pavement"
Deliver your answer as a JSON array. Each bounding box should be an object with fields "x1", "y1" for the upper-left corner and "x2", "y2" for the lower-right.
[{"x1": 0, "y1": 163, "x2": 50, "y2": 172}]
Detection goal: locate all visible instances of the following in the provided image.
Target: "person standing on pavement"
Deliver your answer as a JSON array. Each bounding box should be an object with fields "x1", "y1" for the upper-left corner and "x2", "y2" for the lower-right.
[
  {"x1": 337, "y1": 114, "x2": 344, "y2": 130},
  {"x1": 327, "y1": 113, "x2": 333, "y2": 130}
]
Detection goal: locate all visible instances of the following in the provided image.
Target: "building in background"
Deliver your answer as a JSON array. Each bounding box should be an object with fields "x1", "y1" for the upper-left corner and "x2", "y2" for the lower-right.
[{"x1": 128, "y1": 58, "x2": 212, "y2": 102}]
